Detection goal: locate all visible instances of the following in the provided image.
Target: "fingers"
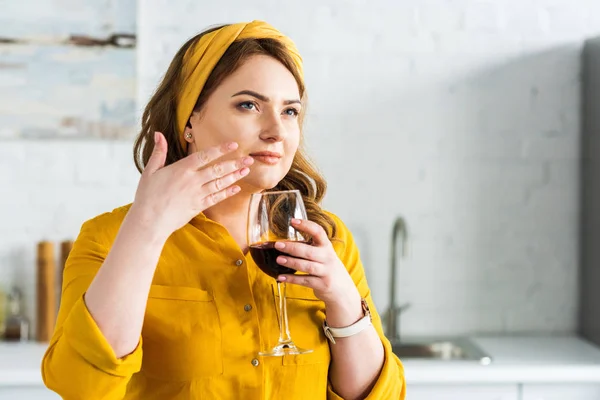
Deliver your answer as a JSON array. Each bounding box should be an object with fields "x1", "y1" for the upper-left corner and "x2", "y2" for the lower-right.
[
  {"x1": 185, "y1": 142, "x2": 253, "y2": 209},
  {"x1": 144, "y1": 131, "x2": 168, "y2": 175},
  {"x1": 197, "y1": 157, "x2": 253, "y2": 208},
  {"x1": 289, "y1": 219, "x2": 329, "y2": 246},
  {"x1": 276, "y1": 255, "x2": 324, "y2": 276},
  {"x1": 198, "y1": 162, "x2": 250, "y2": 208},
  {"x1": 201, "y1": 156, "x2": 254, "y2": 192},
  {"x1": 199, "y1": 185, "x2": 242, "y2": 209},
  {"x1": 274, "y1": 240, "x2": 326, "y2": 263},
  {"x1": 184, "y1": 141, "x2": 239, "y2": 170},
  {"x1": 277, "y1": 274, "x2": 323, "y2": 290},
  {"x1": 206, "y1": 166, "x2": 250, "y2": 193}
]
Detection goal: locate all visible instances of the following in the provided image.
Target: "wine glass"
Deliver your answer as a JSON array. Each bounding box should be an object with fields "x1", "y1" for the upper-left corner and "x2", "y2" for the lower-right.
[{"x1": 247, "y1": 189, "x2": 313, "y2": 356}]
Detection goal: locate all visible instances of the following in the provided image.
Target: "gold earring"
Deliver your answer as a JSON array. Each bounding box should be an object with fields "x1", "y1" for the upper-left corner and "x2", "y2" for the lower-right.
[{"x1": 185, "y1": 132, "x2": 193, "y2": 140}]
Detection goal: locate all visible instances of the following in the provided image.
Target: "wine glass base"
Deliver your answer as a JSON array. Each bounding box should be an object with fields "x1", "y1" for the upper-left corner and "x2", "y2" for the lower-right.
[{"x1": 258, "y1": 342, "x2": 313, "y2": 357}]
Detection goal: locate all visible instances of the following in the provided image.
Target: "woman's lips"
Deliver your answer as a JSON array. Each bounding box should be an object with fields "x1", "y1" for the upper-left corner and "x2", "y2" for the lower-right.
[{"x1": 250, "y1": 152, "x2": 282, "y2": 165}]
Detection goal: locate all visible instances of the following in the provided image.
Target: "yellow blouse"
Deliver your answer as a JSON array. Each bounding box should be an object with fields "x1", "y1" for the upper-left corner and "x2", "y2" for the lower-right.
[{"x1": 41, "y1": 204, "x2": 406, "y2": 399}]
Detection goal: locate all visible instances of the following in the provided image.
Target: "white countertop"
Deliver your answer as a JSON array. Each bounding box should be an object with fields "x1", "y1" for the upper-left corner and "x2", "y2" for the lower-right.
[
  {"x1": 403, "y1": 335, "x2": 600, "y2": 384},
  {"x1": 0, "y1": 342, "x2": 49, "y2": 386},
  {"x1": 1, "y1": 335, "x2": 600, "y2": 386}
]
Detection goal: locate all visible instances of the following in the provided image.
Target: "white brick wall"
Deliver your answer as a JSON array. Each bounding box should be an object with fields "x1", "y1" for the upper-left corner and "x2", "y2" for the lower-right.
[
  {"x1": 0, "y1": 140, "x2": 139, "y2": 335},
  {"x1": 1, "y1": 0, "x2": 597, "y2": 338},
  {"x1": 138, "y1": 0, "x2": 596, "y2": 336}
]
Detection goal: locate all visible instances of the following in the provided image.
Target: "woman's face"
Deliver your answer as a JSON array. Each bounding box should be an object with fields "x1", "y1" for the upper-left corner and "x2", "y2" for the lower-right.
[{"x1": 185, "y1": 54, "x2": 302, "y2": 192}]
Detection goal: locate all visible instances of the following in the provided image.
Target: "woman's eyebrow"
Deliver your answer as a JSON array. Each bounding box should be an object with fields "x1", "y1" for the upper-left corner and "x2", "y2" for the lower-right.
[{"x1": 231, "y1": 90, "x2": 301, "y2": 105}]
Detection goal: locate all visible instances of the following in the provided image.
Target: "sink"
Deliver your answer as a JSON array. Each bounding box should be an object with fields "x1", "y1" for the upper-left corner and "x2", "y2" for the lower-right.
[{"x1": 391, "y1": 337, "x2": 492, "y2": 365}]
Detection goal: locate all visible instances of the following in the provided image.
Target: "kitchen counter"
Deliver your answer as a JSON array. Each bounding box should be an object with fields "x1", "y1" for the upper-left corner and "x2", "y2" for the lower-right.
[
  {"x1": 403, "y1": 335, "x2": 600, "y2": 384},
  {"x1": 1, "y1": 335, "x2": 600, "y2": 387},
  {"x1": 0, "y1": 342, "x2": 49, "y2": 386}
]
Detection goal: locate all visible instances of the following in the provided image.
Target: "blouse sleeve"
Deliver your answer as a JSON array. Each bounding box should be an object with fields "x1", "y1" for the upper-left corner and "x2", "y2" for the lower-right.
[
  {"x1": 41, "y1": 217, "x2": 143, "y2": 400},
  {"x1": 326, "y1": 213, "x2": 406, "y2": 400}
]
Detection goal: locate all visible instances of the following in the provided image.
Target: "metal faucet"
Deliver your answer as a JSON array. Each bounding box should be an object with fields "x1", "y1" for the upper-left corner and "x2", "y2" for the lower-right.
[{"x1": 384, "y1": 216, "x2": 411, "y2": 344}]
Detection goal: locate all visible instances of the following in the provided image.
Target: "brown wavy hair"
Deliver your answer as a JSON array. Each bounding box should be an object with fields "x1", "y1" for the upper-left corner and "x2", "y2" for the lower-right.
[{"x1": 133, "y1": 24, "x2": 337, "y2": 239}]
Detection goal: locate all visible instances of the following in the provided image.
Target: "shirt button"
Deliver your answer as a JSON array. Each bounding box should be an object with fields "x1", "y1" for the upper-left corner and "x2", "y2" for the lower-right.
[
  {"x1": 235, "y1": 259, "x2": 243, "y2": 266},
  {"x1": 251, "y1": 358, "x2": 260, "y2": 367},
  {"x1": 244, "y1": 304, "x2": 252, "y2": 312}
]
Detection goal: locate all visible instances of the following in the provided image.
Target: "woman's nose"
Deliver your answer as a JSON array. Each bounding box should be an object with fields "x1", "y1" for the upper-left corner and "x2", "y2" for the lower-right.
[{"x1": 259, "y1": 112, "x2": 286, "y2": 142}]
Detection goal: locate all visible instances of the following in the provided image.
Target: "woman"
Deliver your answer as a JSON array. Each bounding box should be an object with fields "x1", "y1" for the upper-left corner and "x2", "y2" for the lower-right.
[{"x1": 41, "y1": 20, "x2": 406, "y2": 400}]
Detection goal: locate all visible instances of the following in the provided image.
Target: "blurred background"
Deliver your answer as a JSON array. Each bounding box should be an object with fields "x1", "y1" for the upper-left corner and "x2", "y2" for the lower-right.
[{"x1": 2, "y1": 0, "x2": 600, "y2": 399}]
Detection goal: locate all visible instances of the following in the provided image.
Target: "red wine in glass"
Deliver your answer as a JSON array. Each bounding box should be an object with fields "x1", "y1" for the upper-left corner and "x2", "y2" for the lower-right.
[{"x1": 249, "y1": 241, "x2": 300, "y2": 279}]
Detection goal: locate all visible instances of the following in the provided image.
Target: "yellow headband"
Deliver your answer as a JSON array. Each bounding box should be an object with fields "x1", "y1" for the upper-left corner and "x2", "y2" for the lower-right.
[{"x1": 176, "y1": 20, "x2": 304, "y2": 150}]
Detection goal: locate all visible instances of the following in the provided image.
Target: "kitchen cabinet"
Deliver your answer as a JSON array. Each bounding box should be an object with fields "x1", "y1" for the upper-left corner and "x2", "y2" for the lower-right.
[
  {"x1": 521, "y1": 384, "x2": 600, "y2": 400},
  {"x1": 0, "y1": 387, "x2": 60, "y2": 400},
  {"x1": 408, "y1": 384, "x2": 520, "y2": 400}
]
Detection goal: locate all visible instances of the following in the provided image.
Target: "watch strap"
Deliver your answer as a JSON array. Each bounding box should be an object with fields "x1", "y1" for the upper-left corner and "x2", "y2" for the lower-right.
[{"x1": 323, "y1": 298, "x2": 372, "y2": 344}]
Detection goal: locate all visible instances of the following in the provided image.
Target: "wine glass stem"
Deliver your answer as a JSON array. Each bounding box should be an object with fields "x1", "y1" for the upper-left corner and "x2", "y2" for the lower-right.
[{"x1": 277, "y1": 281, "x2": 293, "y2": 345}]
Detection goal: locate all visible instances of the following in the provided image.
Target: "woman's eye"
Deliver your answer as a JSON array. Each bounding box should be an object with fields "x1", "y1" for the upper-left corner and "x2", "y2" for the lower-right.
[
  {"x1": 285, "y1": 108, "x2": 299, "y2": 117},
  {"x1": 239, "y1": 101, "x2": 256, "y2": 110}
]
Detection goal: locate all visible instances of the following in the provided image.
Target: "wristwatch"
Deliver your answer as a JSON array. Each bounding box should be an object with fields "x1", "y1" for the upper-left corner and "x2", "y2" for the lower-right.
[{"x1": 322, "y1": 298, "x2": 372, "y2": 344}]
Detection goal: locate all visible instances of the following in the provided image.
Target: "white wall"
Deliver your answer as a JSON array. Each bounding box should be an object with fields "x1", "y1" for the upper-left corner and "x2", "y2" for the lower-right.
[
  {"x1": 2, "y1": 0, "x2": 599, "y2": 338},
  {"x1": 138, "y1": 0, "x2": 598, "y2": 336}
]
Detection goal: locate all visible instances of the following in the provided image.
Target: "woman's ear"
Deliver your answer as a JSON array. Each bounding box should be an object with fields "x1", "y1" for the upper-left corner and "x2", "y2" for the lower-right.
[
  {"x1": 185, "y1": 109, "x2": 205, "y2": 144},
  {"x1": 184, "y1": 117, "x2": 194, "y2": 142}
]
